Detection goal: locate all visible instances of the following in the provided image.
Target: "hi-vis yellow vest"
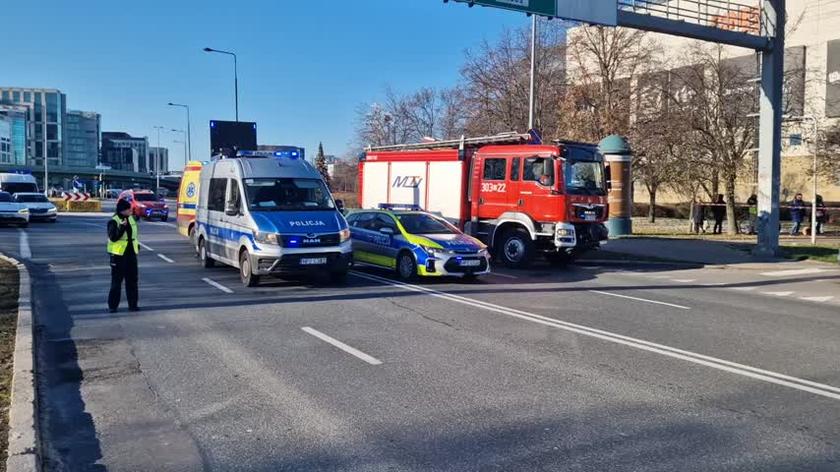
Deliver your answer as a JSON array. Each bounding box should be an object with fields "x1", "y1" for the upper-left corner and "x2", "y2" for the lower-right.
[{"x1": 107, "y1": 215, "x2": 139, "y2": 256}]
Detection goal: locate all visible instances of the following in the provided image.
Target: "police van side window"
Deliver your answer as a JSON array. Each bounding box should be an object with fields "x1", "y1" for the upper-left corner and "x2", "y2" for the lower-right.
[
  {"x1": 208, "y1": 178, "x2": 227, "y2": 212},
  {"x1": 228, "y1": 180, "x2": 242, "y2": 212},
  {"x1": 483, "y1": 158, "x2": 506, "y2": 181}
]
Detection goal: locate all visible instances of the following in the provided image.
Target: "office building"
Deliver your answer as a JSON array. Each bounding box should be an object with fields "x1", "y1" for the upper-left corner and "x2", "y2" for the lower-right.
[
  {"x1": 148, "y1": 146, "x2": 169, "y2": 174},
  {"x1": 0, "y1": 117, "x2": 11, "y2": 164},
  {"x1": 0, "y1": 105, "x2": 27, "y2": 165},
  {"x1": 0, "y1": 87, "x2": 67, "y2": 168},
  {"x1": 102, "y1": 132, "x2": 149, "y2": 173},
  {"x1": 65, "y1": 110, "x2": 101, "y2": 169}
]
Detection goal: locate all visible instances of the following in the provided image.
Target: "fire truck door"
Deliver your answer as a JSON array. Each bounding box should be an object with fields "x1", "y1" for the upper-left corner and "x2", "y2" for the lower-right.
[{"x1": 477, "y1": 156, "x2": 512, "y2": 219}]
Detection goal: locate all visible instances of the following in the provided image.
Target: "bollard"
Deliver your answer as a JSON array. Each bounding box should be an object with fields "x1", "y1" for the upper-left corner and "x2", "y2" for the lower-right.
[{"x1": 599, "y1": 135, "x2": 633, "y2": 237}]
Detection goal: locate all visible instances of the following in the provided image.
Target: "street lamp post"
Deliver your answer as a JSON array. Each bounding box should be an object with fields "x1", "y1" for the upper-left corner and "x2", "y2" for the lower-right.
[
  {"x1": 153, "y1": 126, "x2": 165, "y2": 195},
  {"x1": 203, "y1": 47, "x2": 239, "y2": 121},
  {"x1": 171, "y1": 129, "x2": 187, "y2": 168},
  {"x1": 528, "y1": 14, "x2": 537, "y2": 131},
  {"x1": 167, "y1": 103, "x2": 192, "y2": 162}
]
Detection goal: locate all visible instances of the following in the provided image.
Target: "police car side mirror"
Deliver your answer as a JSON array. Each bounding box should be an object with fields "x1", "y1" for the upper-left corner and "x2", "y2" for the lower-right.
[
  {"x1": 225, "y1": 202, "x2": 239, "y2": 216},
  {"x1": 379, "y1": 227, "x2": 394, "y2": 236}
]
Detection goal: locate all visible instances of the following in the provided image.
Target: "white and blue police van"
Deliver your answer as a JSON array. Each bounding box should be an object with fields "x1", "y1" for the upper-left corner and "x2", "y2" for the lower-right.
[{"x1": 194, "y1": 150, "x2": 352, "y2": 286}]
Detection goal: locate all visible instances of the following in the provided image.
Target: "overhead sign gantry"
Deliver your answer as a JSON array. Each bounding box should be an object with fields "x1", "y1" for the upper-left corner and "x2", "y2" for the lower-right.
[{"x1": 448, "y1": 0, "x2": 785, "y2": 257}]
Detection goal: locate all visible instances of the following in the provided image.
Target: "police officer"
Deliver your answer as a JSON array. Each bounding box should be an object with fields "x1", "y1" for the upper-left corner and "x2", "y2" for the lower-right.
[{"x1": 107, "y1": 198, "x2": 140, "y2": 312}]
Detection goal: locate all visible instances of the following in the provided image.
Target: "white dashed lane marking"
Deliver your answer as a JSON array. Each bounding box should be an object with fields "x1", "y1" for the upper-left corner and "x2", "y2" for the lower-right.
[
  {"x1": 202, "y1": 277, "x2": 233, "y2": 294},
  {"x1": 761, "y1": 291, "x2": 794, "y2": 297}
]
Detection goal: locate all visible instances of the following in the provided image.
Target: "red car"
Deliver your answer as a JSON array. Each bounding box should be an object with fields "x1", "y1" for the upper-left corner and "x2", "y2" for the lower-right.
[{"x1": 118, "y1": 190, "x2": 170, "y2": 221}]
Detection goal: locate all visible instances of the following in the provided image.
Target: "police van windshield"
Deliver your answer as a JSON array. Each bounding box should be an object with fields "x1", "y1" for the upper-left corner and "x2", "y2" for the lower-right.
[
  {"x1": 395, "y1": 213, "x2": 457, "y2": 234},
  {"x1": 244, "y1": 178, "x2": 335, "y2": 211},
  {"x1": 0, "y1": 192, "x2": 12, "y2": 202},
  {"x1": 1, "y1": 183, "x2": 37, "y2": 194}
]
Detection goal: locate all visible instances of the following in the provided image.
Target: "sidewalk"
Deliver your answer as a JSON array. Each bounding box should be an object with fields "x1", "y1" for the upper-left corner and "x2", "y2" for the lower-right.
[{"x1": 596, "y1": 236, "x2": 837, "y2": 266}]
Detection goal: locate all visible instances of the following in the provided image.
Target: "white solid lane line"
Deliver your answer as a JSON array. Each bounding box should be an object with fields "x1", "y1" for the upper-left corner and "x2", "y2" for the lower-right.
[
  {"x1": 490, "y1": 272, "x2": 519, "y2": 279},
  {"x1": 157, "y1": 254, "x2": 175, "y2": 263},
  {"x1": 760, "y1": 267, "x2": 836, "y2": 277},
  {"x1": 671, "y1": 279, "x2": 696, "y2": 283},
  {"x1": 760, "y1": 291, "x2": 794, "y2": 297},
  {"x1": 800, "y1": 296, "x2": 835, "y2": 303},
  {"x1": 202, "y1": 277, "x2": 233, "y2": 294},
  {"x1": 139, "y1": 242, "x2": 155, "y2": 252},
  {"x1": 589, "y1": 290, "x2": 691, "y2": 310},
  {"x1": 18, "y1": 229, "x2": 31, "y2": 260},
  {"x1": 351, "y1": 271, "x2": 840, "y2": 401},
  {"x1": 301, "y1": 327, "x2": 383, "y2": 366},
  {"x1": 728, "y1": 286, "x2": 756, "y2": 291}
]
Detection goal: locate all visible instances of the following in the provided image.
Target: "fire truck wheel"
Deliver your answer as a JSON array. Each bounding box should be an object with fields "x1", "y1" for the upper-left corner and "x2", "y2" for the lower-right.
[
  {"x1": 498, "y1": 228, "x2": 534, "y2": 269},
  {"x1": 396, "y1": 251, "x2": 417, "y2": 281}
]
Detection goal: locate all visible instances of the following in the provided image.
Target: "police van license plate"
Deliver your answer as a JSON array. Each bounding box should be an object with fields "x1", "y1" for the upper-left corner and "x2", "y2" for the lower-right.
[
  {"x1": 300, "y1": 257, "x2": 327, "y2": 266},
  {"x1": 459, "y1": 259, "x2": 481, "y2": 267}
]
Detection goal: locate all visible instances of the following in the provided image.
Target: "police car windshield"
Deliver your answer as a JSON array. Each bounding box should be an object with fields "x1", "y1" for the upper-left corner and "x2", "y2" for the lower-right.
[
  {"x1": 395, "y1": 213, "x2": 456, "y2": 234},
  {"x1": 244, "y1": 178, "x2": 335, "y2": 211},
  {"x1": 0, "y1": 192, "x2": 12, "y2": 202},
  {"x1": 15, "y1": 194, "x2": 48, "y2": 203}
]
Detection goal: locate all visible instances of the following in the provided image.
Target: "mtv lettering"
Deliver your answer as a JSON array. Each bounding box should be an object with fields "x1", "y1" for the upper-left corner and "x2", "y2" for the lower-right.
[
  {"x1": 392, "y1": 176, "x2": 423, "y2": 188},
  {"x1": 289, "y1": 220, "x2": 327, "y2": 227}
]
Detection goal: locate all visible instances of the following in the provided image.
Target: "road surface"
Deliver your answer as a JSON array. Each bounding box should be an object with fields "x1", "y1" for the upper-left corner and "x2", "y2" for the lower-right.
[{"x1": 1, "y1": 216, "x2": 839, "y2": 471}]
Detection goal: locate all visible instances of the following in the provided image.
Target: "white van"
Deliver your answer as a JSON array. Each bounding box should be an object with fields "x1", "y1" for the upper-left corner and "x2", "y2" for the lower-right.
[
  {"x1": 194, "y1": 151, "x2": 352, "y2": 286},
  {"x1": 0, "y1": 173, "x2": 39, "y2": 195}
]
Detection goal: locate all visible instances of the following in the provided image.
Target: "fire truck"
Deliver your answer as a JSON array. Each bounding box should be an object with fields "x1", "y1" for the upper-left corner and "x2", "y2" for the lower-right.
[{"x1": 358, "y1": 132, "x2": 609, "y2": 268}]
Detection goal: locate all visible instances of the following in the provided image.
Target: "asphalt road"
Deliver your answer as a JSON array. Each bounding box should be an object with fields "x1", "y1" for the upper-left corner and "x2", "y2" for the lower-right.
[{"x1": 1, "y1": 216, "x2": 839, "y2": 471}]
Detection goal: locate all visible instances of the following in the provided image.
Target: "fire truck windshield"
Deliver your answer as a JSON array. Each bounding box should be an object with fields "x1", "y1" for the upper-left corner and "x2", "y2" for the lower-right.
[{"x1": 565, "y1": 161, "x2": 606, "y2": 196}]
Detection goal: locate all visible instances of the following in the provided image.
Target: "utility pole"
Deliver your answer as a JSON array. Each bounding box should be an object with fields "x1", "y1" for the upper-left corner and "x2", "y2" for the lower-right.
[{"x1": 528, "y1": 14, "x2": 537, "y2": 131}]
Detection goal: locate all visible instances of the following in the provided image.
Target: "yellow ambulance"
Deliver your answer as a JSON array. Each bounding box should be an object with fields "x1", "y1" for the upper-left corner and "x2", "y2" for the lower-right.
[{"x1": 177, "y1": 161, "x2": 203, "y2": 240}]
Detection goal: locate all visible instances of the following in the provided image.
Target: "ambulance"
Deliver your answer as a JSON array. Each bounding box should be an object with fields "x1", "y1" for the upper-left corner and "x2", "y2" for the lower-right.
[{"x1": 177, "y1": 161, "x2": 203, "y2": 240}]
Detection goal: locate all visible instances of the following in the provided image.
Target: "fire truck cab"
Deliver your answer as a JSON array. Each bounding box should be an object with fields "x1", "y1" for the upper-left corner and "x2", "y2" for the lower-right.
[{"x1": 359, "y1": 132, "x2": 609, "y2": 268}]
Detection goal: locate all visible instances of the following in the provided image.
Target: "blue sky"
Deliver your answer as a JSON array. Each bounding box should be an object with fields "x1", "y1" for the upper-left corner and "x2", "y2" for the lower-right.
[{"x1": 2, "y1": 0, "x2": 529, "y2": 169}]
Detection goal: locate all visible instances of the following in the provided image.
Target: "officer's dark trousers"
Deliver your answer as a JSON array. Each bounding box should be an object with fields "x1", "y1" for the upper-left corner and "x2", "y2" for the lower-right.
[{"x1": 108, "y1": 251, "x2": 138, "y2": 310}]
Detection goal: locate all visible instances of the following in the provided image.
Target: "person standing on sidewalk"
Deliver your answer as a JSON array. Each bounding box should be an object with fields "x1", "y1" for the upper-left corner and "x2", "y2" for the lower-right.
[
  {"x1": 691, "y1": 197, "x2": 706, "y2": 234},
  {"x1": 711, "y1": 194, "x2": 726, "y2": 234},
  {"x1": 107, "y1": 198, "x2": 140, "y2": 313},
  {"x1": 746, "y1": 194, "x2": 758, "y2": 234},
  {"x1": 815, "y1": 195, "x2": 827, "y2": 235},
  {"x1": 790, "y1": 193, "x2": 805, "y2": 236}
]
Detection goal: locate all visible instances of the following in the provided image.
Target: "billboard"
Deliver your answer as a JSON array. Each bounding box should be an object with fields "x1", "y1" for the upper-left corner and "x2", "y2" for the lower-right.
[{"x1": 210, "y1": 120, "x2": 257, "y2": 156}]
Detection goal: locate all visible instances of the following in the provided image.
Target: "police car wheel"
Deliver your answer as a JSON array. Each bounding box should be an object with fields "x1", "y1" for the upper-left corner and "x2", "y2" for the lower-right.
[
  {"x1": 240, "y1": 250, "x2": 260, "y2": 287},
  {"x1": 199, "y1": 238, "x2": 214, "y2": 268},
  {"x1": 396, "y1": 252, "x2": 417, "y2": 281},
  {"x1": 499, "y1": 228, "x2": 533, "y2": 269}
]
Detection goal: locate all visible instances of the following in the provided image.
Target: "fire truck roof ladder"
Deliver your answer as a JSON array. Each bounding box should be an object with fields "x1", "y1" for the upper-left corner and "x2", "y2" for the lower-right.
[{"x1": 367, "y1": 132, "x2": 531, "y2": 152}]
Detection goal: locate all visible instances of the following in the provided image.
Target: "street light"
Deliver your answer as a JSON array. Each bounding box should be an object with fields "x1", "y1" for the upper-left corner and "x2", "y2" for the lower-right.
[
  {"x1": 152, "y1": 126, "x2": 165, "y2": 195},
  {"x1": 167, "y1": 102, "x2": 192, "y2": 162},
  {"x1": 171, "y1": 129, "x2": 187, "y2": 168},
  {"x1": 203, "y1": 47, "x2": 239, "y2": 121}
]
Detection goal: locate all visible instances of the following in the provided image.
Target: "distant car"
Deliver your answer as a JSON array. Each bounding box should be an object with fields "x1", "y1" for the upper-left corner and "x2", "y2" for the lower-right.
[
  {"x1": 0, "y1": 191, "x2": 29, "y2": 227},
  {"x1": 105, "y1": 189, "x2": 123, "y2": 199},
  {"x1": 346, "y1": 205, "x2": 491, "y2": 280},
  {"x1": 119, "y1": 189, "x2": 170, "y2": 221},
  {"x1": 14, "y1": 192, "x2": 57, "y2": 222}
]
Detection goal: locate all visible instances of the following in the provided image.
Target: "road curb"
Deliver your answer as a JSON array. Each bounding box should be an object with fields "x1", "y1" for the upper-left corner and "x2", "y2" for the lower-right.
[{"x1": 0, "y1": 253, "x2": 40, "y2": 472}]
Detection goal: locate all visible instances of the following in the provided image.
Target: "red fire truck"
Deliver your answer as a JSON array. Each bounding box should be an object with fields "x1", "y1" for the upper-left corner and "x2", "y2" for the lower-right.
[{"x1": 358, "y1": 132, "x2": 609, "y2": 268}]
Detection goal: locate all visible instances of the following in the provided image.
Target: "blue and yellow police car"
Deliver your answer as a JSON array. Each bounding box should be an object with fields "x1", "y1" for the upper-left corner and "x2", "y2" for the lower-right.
[{"x1": 346, "y1": 204, "x2": 491, "y2": 280}]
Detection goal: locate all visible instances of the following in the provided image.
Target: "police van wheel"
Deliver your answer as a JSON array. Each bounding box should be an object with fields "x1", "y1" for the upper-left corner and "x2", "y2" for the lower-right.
[
  {"x1": 240, "y1": 250, "x2": 260, "y2": 287},
  {"x1": 396, "y1": 251, "x2": 417, "y2": 281},
  {"x1": 498, "y1": 228, "x2": 533, "y2": 269},
  {"x1": 199, "y1": 238, "x2": 214, "y2": 268}
]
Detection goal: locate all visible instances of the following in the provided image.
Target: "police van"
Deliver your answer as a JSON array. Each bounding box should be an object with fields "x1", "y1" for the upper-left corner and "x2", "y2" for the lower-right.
[{"x1": 194, "y1": 150, "x2": 352, "y2": 286}]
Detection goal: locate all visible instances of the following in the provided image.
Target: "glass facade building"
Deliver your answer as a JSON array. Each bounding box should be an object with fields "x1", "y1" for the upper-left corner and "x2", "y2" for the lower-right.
[
  {"x1": 0, "y1": 87, "x2": 66, "y2": 167},
  {"x1": 0, "y1": 105, "x2": 27, "y2": 165},
  {"x1": 0, "y1": 117, "x2": 11, "y2": 164},
  {"x1": 102, "y1": 132, "x2": 149, "y2": 172},
  {"x1": 65, "y1": 110, "x2": 101, "y2": 168}
]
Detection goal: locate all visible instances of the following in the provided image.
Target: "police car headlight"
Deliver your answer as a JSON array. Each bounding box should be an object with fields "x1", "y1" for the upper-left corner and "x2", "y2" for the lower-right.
[
  {"x1": 18, "y1": 208, "x2": 29, "y2": 214},
  {"x1": 254, "y1": 232, "x2": 279, "y2": 245},
  {"x1": 420, "y1": 245, "x2": 440, "y2": 256},
  {"x1": 47, "y1": 206, "x2": 56, "y2": 213},
  {"x1": 339, "y1": 228, "x2": 351, "y2": 242}
]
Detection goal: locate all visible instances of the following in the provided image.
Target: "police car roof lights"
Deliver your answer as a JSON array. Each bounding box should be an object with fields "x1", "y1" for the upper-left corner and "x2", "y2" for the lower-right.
[
  {"x1": 378, "y1": 203, "x2": 423, "y2": 211},
  {"x1": 236, "y1": 150, "x2": 300, "y2": 159}
]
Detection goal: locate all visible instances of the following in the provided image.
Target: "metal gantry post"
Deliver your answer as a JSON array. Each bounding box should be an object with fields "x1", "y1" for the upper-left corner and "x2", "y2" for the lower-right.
[
  {"x1": 753, "y1": 0, "x2": 785, "y2": 257},
  {"x1": 528, "y1": 14, "x2": 537, "y2": 130}
]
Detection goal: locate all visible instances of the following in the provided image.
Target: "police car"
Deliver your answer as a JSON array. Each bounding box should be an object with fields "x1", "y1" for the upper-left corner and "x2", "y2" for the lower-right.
[{"x1": 346, "y1": 204, "x2": 491, "y2": 280}]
